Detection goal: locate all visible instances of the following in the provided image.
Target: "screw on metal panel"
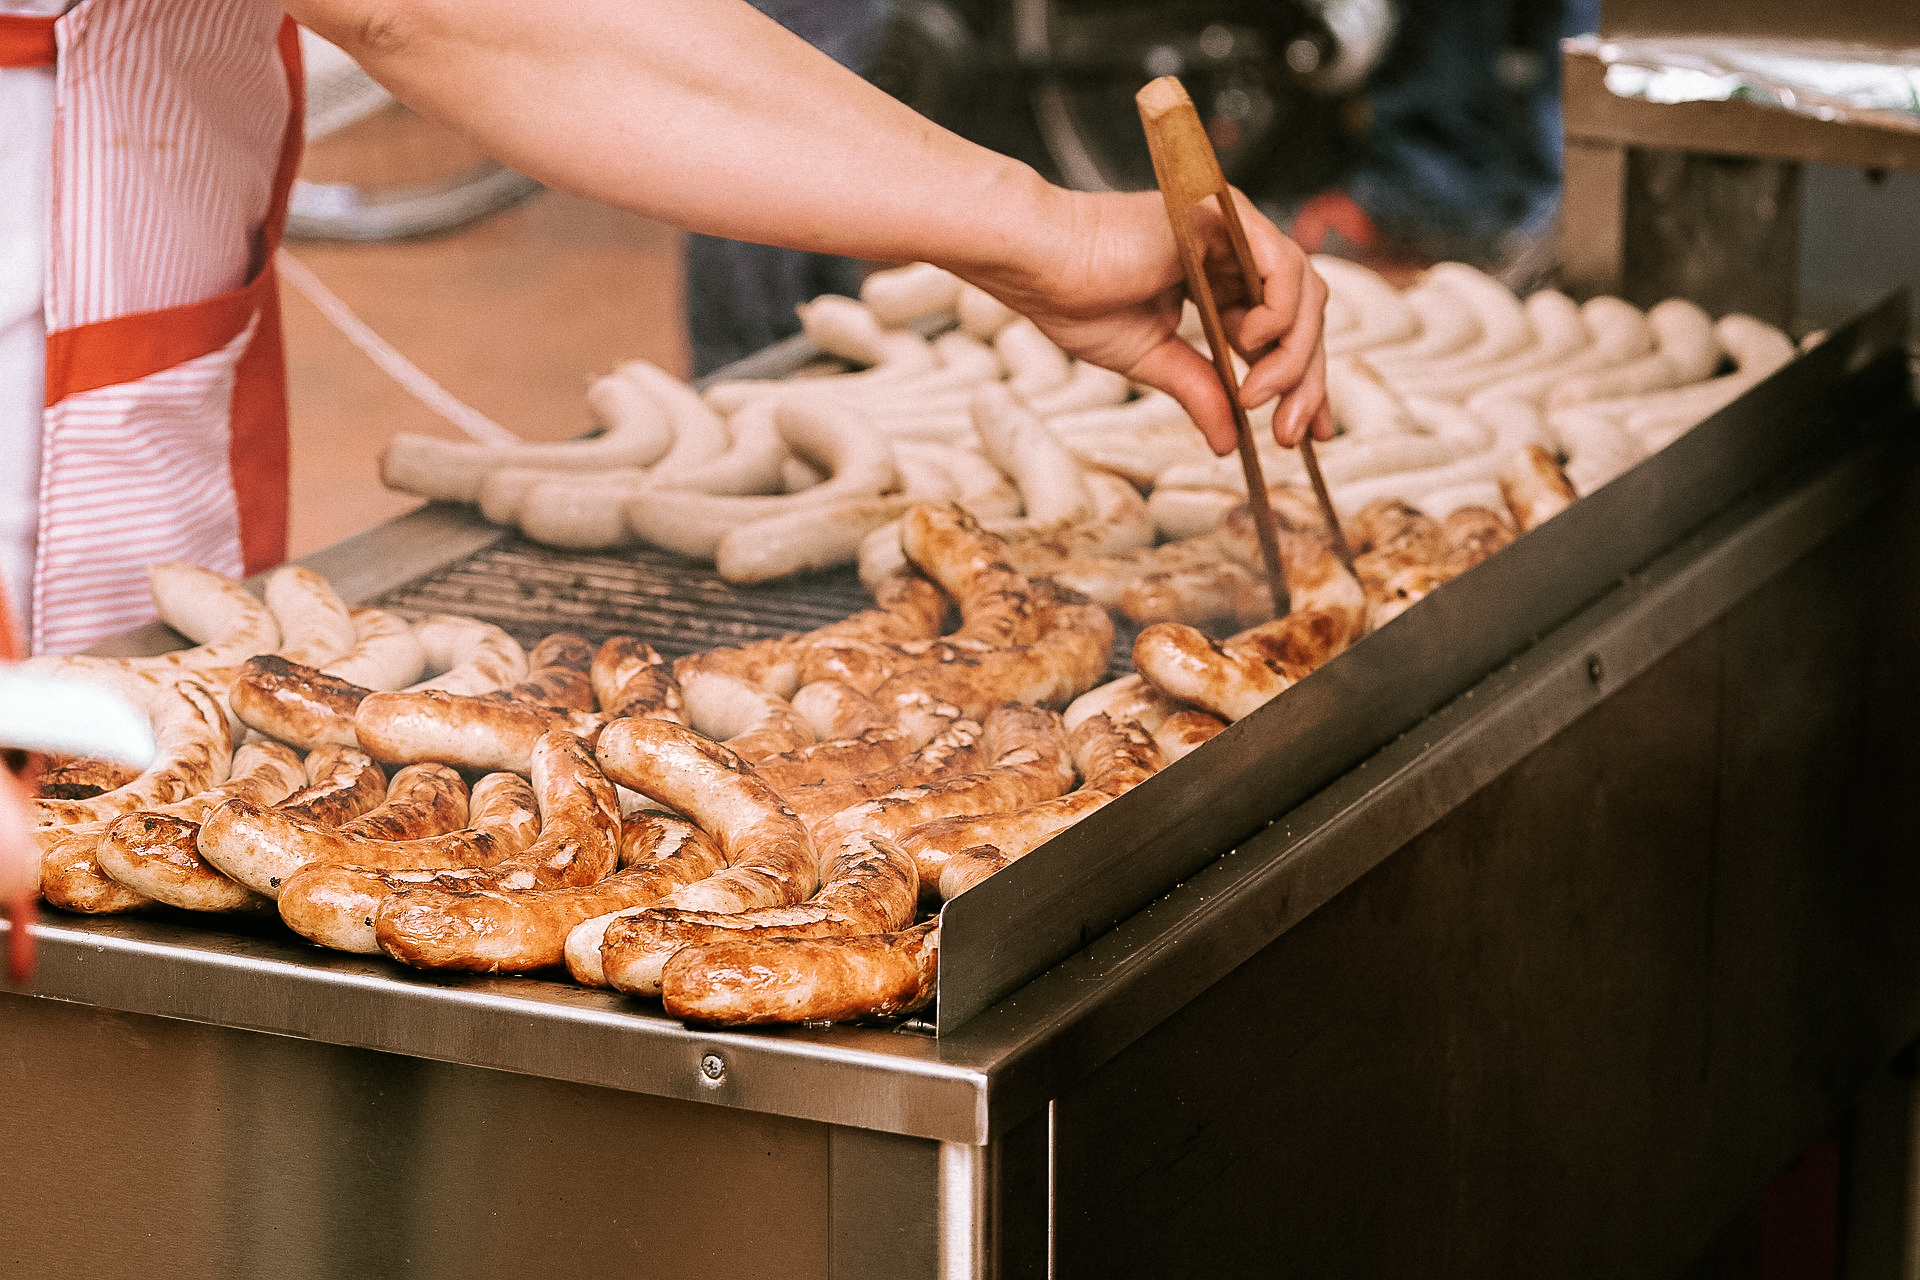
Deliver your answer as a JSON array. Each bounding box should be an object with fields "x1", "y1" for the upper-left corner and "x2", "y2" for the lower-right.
[
  {"x1": 1587, "y1": 655, "x2": 1604, "y2": 686},
  {"x1": 699, "y1": 1053, "x2": 726, "y2": 1085}
]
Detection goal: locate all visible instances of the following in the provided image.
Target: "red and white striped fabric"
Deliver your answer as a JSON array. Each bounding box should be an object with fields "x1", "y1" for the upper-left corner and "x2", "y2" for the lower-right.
[{"x1": 29, "y1": 0, "x2": 301, "y2": 655}]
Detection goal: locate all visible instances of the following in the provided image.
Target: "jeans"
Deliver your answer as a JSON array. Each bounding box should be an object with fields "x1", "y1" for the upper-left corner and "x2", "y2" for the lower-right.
[{"x1": 1347, "y1": 0, "x2": 1601, "y2": 264}]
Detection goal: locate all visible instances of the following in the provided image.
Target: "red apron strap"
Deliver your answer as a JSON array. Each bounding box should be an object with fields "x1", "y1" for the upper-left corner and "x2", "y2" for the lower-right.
[
  {"x1": 42, "y1": 286, "x2": 261, "y2": 405},
  {"x1": 226, "y1": 14, "x2": 305, "y2": 575},
  {"x1": 0, "y1": 13, "x2": 56, "y2": 67}
]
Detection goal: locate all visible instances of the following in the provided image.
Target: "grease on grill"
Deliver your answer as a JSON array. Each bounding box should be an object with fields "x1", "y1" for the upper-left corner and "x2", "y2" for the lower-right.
[{"x1": 371, "y1": 535, "x2": 1137, "y2": 681}]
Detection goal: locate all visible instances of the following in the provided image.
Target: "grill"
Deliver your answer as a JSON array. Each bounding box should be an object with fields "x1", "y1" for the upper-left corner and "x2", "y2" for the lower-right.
[
  {"x1": 9, "y1": 297, "x2": 1917, "y2": 1280},
  {"x1": 373, "y1": 537, "x2": 877, "y2": 655},
  {"x1": 368, "y1": 530, "x2": 1144, "y2": 681}
]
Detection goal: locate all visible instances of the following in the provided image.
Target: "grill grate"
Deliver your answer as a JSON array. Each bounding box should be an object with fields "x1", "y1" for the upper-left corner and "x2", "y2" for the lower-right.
[{"x1": 370, "y1": 533, "x2": 1139, "y2": 680}]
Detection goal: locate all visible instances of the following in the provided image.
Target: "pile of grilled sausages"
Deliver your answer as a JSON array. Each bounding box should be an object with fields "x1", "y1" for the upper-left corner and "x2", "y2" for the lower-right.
[{"x1": 24, "y1": 506, "x2": 1229, "y2": 1025}]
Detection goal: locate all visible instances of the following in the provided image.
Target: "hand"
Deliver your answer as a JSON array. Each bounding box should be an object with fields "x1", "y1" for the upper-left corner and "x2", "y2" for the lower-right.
[
  {"x1": 954, "y1": 186, "x2": 1331, "y2": 456},
  {"x1": 0, "y1": 767, "x2": 38, "y2": 985}
]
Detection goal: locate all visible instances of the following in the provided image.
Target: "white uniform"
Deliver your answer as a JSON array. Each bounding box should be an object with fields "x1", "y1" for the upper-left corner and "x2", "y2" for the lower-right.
[{"x1": 0, "y1": 0, "x2": 67, "y2": 639}]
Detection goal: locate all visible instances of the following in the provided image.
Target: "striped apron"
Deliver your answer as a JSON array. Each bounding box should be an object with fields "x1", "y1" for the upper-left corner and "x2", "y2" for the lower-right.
[{"x1": 2, "y1": 0, "x2": 301, "y2": 655}]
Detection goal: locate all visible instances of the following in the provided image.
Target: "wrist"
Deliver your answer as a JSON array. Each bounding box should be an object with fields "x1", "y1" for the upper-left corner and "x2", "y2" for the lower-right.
[{"x1": 931, "y1": 164, "x2": 1083, "y2": 309}]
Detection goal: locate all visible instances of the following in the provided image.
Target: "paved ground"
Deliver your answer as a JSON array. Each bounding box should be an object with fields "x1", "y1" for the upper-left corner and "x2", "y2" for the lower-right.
[{"x1": 281, "y1": 105, "x2": 690, "y2": 559}]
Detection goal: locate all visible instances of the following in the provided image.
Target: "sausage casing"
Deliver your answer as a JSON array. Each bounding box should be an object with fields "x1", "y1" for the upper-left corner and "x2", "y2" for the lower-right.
[
  {"x1": 274, "y1": 772, "x2": 541, "y2": 952},
  {"x1": 366, "y1": 809, "x2": 723, "y2": 972},
  {"x1": 595, "y1": 718, "x2": 817, "y2": 914},
  {"x1": 229, "y1": 655, "x2": 370, "y2": 751},
  {"x1": 601, "y1": 831, "x2": 917, "y2": 996},
  {"x1": 374, "y1": 732, "x2": 622, "y2": 967},
  {"x1": 660, "y1": 920, "x2": 939, "y2": 1026}
]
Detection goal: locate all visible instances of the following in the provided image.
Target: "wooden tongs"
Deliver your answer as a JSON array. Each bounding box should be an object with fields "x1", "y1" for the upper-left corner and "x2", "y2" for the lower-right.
[{"x1": 1135, "y1": 76, "x2": 1354, "y2": 617}]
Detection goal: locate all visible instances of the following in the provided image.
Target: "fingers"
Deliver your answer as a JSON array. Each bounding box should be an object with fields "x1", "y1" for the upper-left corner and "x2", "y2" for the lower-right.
[
  {"x1": 1126, "y1": 339, "x2": 1239, "y2": 456},
  {"x1": 1224, "y1": 189, "x2": 1310, "y2": 351},
  {"x1": 1269, "y1": 343, "x2": 1329, "y2": 449},
  {"x1": 1194, "y1": 189, "x2": 1327, "y2": 441},
  {"x1": 1239, "y1": 260, "x2": 1326, "y2": 407}
]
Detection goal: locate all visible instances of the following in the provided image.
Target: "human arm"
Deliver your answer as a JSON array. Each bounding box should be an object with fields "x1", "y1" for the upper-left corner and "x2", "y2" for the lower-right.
[{"x1": 284, "y1": 0, "x2": 1328, "y2": 450}]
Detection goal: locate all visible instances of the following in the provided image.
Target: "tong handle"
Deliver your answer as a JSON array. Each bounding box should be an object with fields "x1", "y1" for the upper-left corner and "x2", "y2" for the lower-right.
[
  {"x1": 1137, "y1": 76, "x2": 1290, "y2": 616},
  {"x1": 1137, "y1": 75, "x2": 1355, "y2": 578}
]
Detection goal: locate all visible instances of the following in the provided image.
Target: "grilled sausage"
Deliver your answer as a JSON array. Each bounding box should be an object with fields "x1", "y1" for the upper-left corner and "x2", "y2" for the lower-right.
[
  {"x1": 562, "y1": 816, "x2": 732, "y2": 985},
  {"x1": 811, "y1": 704, "x2": 1074, "y2": 849},
  {"x1": 595, "y1": 717, "x2": 818, "y2": 914},
  {"x1": 899, "y1": 502, "x2": 1053, "y2": 649},
  {"x1": 406, "y1": 615, "x2": 528, "y2": 695},
  {"x1": 590, "y1": 636, "x2": 686, "y2": 722},
  {"x1": 195, "y1": 756, "x2": 468, "y2": 898},
  {"x1": 32, "y1": 673, "x2": 232, "y2": 829},
  {"x1": 500, "y1": 633, "x2": 598, "y2": 711},
  {"x1": 332, "y1": 795, "x2": 689, "y2": 969},
  {"x1": 901, "y1": 712, "x2": 1161, "y2": 898},
  {"x1": 780, "y1": 713, "x2": 983, "y2": 830},
  {"x1": 1043, "y1": 529, "x2": 1240, "y2": 608},
  {"x1": 672, "y1": 637, "x2": 802, "y2": 699},
  {"x1": 868, "y1": 603, "x2": 1114, "y2": 722},
  {"x1": 113, "y1": 561, "x2": 279, "y2": 673},
  {"x1": 1133, "y1": 623, "x2": 1304, "y2": 724},
  {"x1": 678, "y1": 670, "x2": 815, "y2": 763},
  {"x1": 660, "y1": 918, "x2": 939, "y2": 1026},
  {"x1": 753, "y1": 725, "x2": 916, "y2": 792},
  {"x1": 33, "y1": 756, "x2": 141, "y2": 801},
  {"x1": 1119, "y1": 560, "x2": 1261, "y2": 630},
  {"x1": 1068, "y1": 673, "x2": 1232, "y2": 763},
  {"x1": 937, "y1": 844, "x2": 1010, "y2": 900},
  {"x1": 90, "y1": 742, "x2": 310, "y2": 911},
  {"x1": 39, "y1": 827, "x2": 155, "y2": 914},
  {"x1": 34, "y1": 740, "x2": 307, "y2": 856},
  {"x1": 1498, "y1": 443, "x2": 1578, "y2": 532},
  {"x1": 264, "y1": 565, "x2": 356, "y2": 668},
  {"x1": 355, "y1": 688, "x2": 602, "y2": 775},
  {"x1": 1439, "y1": 505, "x2": 1516, "y2": 574},
  {"x1": 321, "y1": 608, "x2": 428, "y2": 691},
  {"x1": 374, "y1": 733, "x2": 622, "y2": 966},
  {"x1": 229, "y1": 655, "x2": 369, "y2": 751},
  {"x1": 1152, "y1": 709, "x2": 1228, "y2": 762},
  {"x1": 600, "y1": 831, "x2": 917, "y2": 996},
  {"x1": 275, "y1": 771, "x2": 545, "y2": 953},
  {"x1": 96, "y1": 815, "x2": 271, "y2": 913},
  {"x1": 283, "y1": 744, "x2": 391, "y2": 825}
]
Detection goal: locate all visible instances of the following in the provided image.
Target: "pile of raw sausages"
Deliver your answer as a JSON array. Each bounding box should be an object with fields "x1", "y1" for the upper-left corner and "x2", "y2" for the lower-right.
[
  {"x1": 24, "y1": 505, "x2": 1209, "y2": 1025},
  {"x1": 379, "y1": 258, "x2": 1803, "y2": 611}
]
